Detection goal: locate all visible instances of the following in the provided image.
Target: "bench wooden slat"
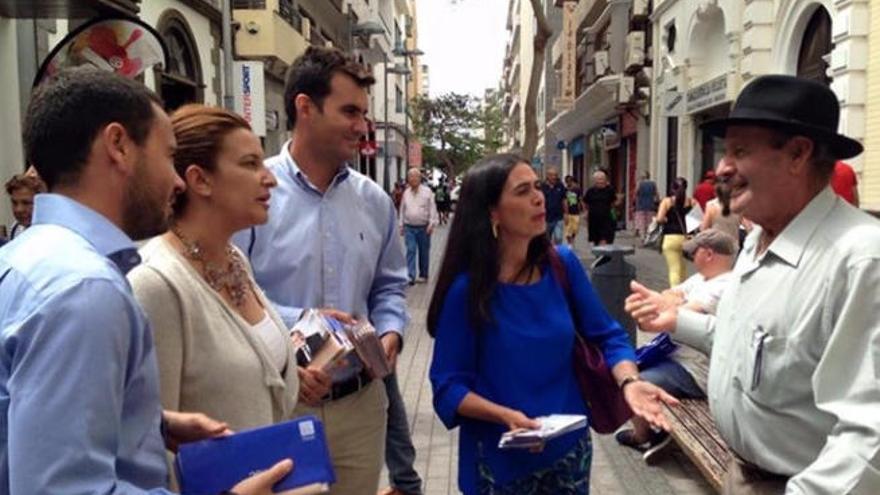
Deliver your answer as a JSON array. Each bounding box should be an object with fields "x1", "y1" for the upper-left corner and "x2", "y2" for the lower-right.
[{"x1": 665, "y1": 402, "x2": 727, "y2": 493}]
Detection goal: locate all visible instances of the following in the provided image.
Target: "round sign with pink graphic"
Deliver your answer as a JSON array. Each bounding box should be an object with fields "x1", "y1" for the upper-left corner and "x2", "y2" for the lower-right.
[{"x1": 33, "y1": 16, "x2": 168, "y2": 87}]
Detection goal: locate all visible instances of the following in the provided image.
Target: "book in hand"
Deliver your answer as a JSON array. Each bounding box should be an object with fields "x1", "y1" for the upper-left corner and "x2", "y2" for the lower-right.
[
  {"x1": 291, "y1": 310, "x2": 353, "y2": 371},
  {"x1": 344, "y1": 321, "x2": 392, "y2": 379},
  {"x1": 175, "y1": 415, "x2": 335, "y2": 495},
  {"x1": 498, "y1": 414, "x2": 588, "y2": 450}
]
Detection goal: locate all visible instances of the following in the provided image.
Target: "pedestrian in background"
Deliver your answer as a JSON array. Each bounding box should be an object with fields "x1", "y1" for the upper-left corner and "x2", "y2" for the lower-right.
[
  {"x1": 693, "y1": 169, "x2": 716, "y2": 211},
  {"x1": 4, "y1": 172, "x2": 45, "y2": 240},
  {"x1": 0, "y1": 67, "x2": 289, "y2": 495},
  {"x1": 428, "y1": 153, "x2": 676, "y2": 495},
  {"x1": 656, "y1": 177, "x2": 695, "y2": 287},
  {"x1": 563, "y1": 175, "x2": 584, "y2": 245},
  {"x1": 583, "y1": 170, "x2": 617, "y2": 246},
  {"x1": 434, "y1": 179, "x2": 451, "y2": 225},
  {"x1": 400, "y1": 167, "x2": 439, "y2": 285},
  {"x1": 235, "y1": 46, "x2": 419, "y2": 495},
  {"x1": 830, "y1": 160, "x2": 859, "y2": 206},
  {"x1": 128, "y1": 105, "x2": 299, "y2": 452},
  {"x1": 541, "y1": 166, "x2": 566, "y2": 245},
  {"x1": 634, "y1": 171, "x2": 658, "y2": 238}
]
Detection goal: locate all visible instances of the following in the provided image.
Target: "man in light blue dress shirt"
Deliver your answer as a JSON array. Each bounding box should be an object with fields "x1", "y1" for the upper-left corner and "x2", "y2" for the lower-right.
[
  {"x1": 0, "y1": 68, "x2": 291, "y2": 494},
  {"x1": 235, "y1": 47, "x2": 417, "y2": 495}
]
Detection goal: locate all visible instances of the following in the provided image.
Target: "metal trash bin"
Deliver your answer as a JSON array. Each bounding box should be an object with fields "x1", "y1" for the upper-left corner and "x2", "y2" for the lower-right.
[{"x1": 588, "y1": 245, "x2": 637, "y2": 346}]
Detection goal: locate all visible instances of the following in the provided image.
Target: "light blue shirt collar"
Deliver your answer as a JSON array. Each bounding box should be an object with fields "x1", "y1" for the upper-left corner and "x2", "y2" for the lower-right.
[
  {"x1": 31, "y1": 193, "x2": 140, "y2": 273},
  {"x1": 278, "y1": 140, "x2": 352, "y2": 195}
]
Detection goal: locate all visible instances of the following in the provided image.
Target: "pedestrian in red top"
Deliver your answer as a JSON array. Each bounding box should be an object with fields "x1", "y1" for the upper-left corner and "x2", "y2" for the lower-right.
[
  {"x1": 693, "y1": 170, "x2": 716, "y2": 211},
  {"x1": 830, "y1": 161, "x2": 859, "y2": 206}
]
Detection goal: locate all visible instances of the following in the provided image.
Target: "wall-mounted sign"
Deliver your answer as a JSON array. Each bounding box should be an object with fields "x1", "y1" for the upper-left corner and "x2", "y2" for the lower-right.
[
  {"x1": 686, "y1": 75, "x2": 727, "y2": 114},
  {"x1": 233, "y1": 61, "x2": 266, "y2": 137},
  {"x1": 555, "y1": 0, "x2": 578, "y2": 112}
]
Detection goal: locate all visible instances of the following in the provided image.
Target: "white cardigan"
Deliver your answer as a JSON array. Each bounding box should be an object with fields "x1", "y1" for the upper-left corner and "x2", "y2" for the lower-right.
[{"x1": 128, "y1": 236, "x2": 299, "y2": 431}]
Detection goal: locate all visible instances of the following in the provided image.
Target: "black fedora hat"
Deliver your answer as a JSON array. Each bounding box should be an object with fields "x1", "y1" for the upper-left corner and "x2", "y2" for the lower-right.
[{"x1": 702, "y1": 75, "x2": 863, "y2": 159}]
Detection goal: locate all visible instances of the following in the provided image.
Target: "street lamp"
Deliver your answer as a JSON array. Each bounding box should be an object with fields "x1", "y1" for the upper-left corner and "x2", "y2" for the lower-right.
[
  {"x1": 385, "y1": 63, "x2": 410, "y2": 192},
  {"x1": 393, "y1": 46, "x2": 424, "y2": 170}
]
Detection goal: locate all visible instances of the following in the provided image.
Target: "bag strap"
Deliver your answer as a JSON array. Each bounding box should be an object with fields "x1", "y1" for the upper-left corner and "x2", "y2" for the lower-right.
[{"x1": 548, "y1": 250, "x2": 588, "y2": 345}]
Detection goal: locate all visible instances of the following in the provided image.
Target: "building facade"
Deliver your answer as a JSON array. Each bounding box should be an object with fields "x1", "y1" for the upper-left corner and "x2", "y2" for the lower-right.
[
  {"x1": 649, "y1": 0, "x2": 869, "y2": 198},
  {"x1": 861, "y1": 0, "x2": 880, "y2": 210},
  {"x1": 547, "y1": 0, "x2": 652, "y2": 227}
]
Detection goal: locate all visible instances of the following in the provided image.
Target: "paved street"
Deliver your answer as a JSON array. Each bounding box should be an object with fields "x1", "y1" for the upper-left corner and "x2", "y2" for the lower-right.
[{"x1": 387, "y1": 222, "x2": 713, "y2": 494}]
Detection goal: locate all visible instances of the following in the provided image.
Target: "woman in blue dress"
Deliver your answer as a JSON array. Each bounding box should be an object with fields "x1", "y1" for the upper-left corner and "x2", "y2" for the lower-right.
[{"x1": 428, "y1": 154, "x2": 677, "y2": 494}]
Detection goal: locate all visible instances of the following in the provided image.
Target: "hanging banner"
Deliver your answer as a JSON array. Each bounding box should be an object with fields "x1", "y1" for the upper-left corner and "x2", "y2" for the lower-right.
[
  {"x1": 233, "y1": 61, "x2": 266, "y2": 137},
  {"x1": 553, "y1": 0, "x2": 578, "y2": 111}
]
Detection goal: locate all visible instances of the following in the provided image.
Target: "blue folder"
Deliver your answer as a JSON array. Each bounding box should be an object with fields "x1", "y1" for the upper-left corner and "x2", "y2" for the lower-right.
[{"x1": 175, "y1": 415, "x2": 335, "y2": 495}]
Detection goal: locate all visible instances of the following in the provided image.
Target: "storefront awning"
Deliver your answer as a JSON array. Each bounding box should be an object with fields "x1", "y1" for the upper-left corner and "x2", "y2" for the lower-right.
[
  {"x1": 0, "y1": 0, "x2": 137, "y2": 18},
  {"x1": 547, "y1": 74, "x2": 621, "y2": 142}
]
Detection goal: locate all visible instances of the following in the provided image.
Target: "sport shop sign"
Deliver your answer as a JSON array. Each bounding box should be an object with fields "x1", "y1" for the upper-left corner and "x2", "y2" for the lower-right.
[
  {"x1": 686, "y1": 75, "x2": 727, "y2": 114},
  {"x1": 233, "y1": 61, "x2": 266, "y2": 137}
]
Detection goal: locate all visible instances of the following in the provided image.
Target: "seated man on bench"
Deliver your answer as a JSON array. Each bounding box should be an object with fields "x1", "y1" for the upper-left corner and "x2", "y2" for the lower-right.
[{"x1": 618, "y1": 229, "x2": 737, "y2": 461}]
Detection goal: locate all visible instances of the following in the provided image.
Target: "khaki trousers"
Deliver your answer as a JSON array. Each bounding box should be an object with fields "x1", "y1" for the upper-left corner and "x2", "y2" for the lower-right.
[
  {"x1": 722, "y1": 458, "x2": 789, "y2": 495},
  {"x1": 294, "y1": 379, "x2": 389, "y2": 495}
]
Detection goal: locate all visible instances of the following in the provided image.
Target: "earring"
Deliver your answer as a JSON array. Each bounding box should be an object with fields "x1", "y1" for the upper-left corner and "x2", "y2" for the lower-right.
[{"x1": 492, "y1": 222, "x2": 499, "y2": 239}]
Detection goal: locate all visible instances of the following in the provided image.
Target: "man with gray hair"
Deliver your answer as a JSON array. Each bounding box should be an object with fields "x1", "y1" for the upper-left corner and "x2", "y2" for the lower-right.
[
  {"x1": 399, "y1": 167, "x2": 438, "y2": 285},
  {"x1": 627, "y1": 75, "x2": 880, "y2": 493}
]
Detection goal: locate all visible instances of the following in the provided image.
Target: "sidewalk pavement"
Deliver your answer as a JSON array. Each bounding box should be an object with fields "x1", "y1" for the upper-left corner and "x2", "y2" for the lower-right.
[{"x1": 385, "y1": 224, "x2": 711, "y2": 495}]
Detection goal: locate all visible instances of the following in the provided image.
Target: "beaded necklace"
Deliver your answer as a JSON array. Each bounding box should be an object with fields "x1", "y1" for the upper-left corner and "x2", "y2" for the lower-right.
[{"x1": 172, "y1": 226, "x2": 250, "y2": 307}]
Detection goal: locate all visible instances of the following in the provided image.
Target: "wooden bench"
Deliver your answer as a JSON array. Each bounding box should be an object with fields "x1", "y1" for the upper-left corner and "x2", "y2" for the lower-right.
[{"x1": 661, "y1": 349, "x2": 735, "y2": 493}]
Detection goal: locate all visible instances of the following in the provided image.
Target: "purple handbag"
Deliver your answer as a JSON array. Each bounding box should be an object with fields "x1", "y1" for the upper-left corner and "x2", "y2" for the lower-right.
[
  {"x1": 549, "y1": 251, "x2": 633, "y2": 434},
  {"x1": 571, "y1": 333, "x2": 633, "y2": 434}
]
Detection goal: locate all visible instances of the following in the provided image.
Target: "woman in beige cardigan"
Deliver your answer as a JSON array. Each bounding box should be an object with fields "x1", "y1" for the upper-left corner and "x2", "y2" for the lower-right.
[{"x1": 129, "y1": 104, "x2": 298, "y2": 432}]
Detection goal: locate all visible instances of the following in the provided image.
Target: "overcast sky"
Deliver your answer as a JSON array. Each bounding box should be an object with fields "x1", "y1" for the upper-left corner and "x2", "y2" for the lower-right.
[{"x1": 416, "y1": 0, "x2": 508, "y2": 99}]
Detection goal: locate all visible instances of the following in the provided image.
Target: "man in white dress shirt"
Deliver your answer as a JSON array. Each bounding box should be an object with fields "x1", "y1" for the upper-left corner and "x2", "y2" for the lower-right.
[
  {"x1": 398, "y1": 168, "x2": 438, "y2": 285},
  {"x1": 627, "y1": 75, "x2": 880, "y2": 494}
]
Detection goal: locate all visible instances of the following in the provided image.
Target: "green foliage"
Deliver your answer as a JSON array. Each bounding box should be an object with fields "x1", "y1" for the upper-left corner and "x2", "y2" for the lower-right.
[{"x1": 410, "y1": 93, "x2": 485, "y2": 177}]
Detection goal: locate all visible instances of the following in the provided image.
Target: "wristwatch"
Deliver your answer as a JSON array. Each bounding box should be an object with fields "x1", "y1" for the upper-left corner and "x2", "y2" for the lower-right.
[{"x1": 619, "y1": 375, "x2": 641, "y2": 390}]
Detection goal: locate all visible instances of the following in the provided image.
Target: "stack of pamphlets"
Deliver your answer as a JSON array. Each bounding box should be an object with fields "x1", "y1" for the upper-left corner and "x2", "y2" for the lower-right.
[
  {"x1": 344, "y1": 321, "x2": 392, "y2": 379},
  {"x1": 175, "y1": 415, "x2": 335, "y2": 495},
  {"x1": 498, "y1": 414, "x2": 588, "y2": 450},
  {"x1": 291, "y1": 310, "x2": 353, "y2": 371}
]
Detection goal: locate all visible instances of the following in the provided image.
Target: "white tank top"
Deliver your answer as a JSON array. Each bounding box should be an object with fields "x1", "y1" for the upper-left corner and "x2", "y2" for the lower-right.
[{"x1": 252, "y1": 312, "x2": 288, "y2": 372}]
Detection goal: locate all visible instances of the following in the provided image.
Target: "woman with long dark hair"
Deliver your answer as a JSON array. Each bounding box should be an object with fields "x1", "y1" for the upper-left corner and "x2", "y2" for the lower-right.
[
  {"x1": 656, "y1": 177, "x2": 695, "y2": 286},
  {"x1": 427, "y1": 154, "x2": 676, "y2": 494}
]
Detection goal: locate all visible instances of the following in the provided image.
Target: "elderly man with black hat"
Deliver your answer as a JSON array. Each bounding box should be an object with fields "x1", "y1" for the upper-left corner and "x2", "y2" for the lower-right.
[{"x1": 627, "y1": 75, "x2": 880, "y2": 494}]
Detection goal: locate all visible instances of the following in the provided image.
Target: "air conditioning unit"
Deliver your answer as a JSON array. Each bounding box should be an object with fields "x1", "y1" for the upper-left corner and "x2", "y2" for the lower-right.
[
  {"x1": 632, "y1": 0, "x2": 649, "y2": 18},
  {"x1": 625, "y1": 32, "x2": 645, "y2": 71},
  {"x1": 594, "y1": 50, "x2": 609, "y2": 76}
]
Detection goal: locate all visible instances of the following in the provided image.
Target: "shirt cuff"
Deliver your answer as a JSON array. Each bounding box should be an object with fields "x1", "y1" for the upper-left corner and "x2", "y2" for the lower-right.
[
  {"x1": 675, "y1": 309, "x2": 712, "y2": 353},
  {"x1": 435, "y1": 383, "x2": 470, "y2": 429}
]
